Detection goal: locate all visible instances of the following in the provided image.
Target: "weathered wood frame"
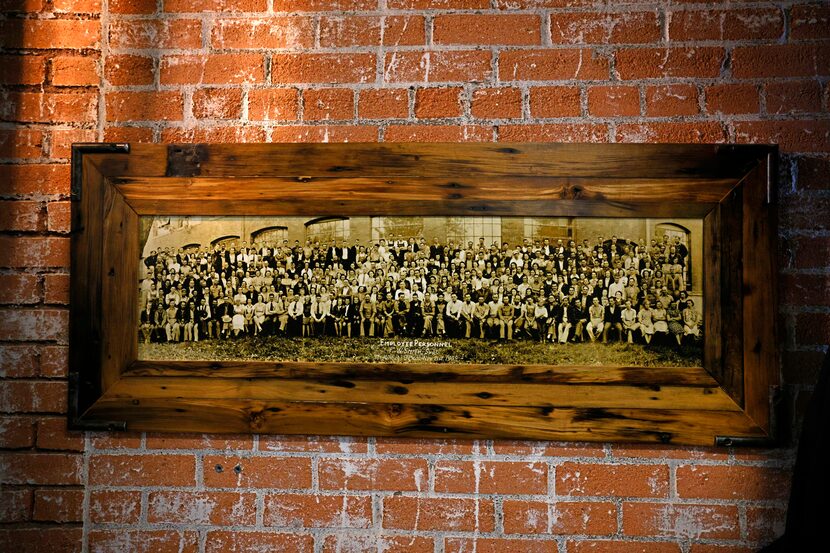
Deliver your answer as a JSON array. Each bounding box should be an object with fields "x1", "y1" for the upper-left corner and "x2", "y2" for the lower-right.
[{"x1": 69, "y1": 143, "x2": 780, "y2": 446}]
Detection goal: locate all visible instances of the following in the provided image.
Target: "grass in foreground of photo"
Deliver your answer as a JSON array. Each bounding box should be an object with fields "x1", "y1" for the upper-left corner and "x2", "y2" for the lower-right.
[{"x1": 138, "y1": 334, "x2": 703, "y2": 367}]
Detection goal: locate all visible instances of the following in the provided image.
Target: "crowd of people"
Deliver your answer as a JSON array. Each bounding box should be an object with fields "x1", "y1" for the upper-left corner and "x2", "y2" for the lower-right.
[{"x1": 138, "y1": 233, "x2": 702, "y2": 348}]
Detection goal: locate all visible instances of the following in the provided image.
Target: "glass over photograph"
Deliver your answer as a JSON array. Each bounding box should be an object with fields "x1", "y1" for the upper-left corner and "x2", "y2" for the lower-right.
[{"x1": 137, "y1": 215, "x2": 704, "y2": 367}]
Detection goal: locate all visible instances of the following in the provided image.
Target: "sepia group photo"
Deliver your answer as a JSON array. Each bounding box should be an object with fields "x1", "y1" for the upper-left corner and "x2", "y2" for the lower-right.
[{"x1": 137, "y1": 214, "x2": 704, "y2": 367}]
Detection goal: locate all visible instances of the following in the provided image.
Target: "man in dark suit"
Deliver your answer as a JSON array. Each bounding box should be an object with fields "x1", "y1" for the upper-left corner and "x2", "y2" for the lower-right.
[{"x1": 602, "y1": 296, "x2": 624, "y2": 343}]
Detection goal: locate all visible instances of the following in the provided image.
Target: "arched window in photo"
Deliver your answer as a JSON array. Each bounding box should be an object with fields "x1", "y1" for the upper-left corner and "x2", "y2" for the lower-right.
[
  {"x1": 446, "y1": 217, "x2": 502, "y2": 247},
  {"x1": 371, "y1": 217, "x2": 424, "y2": 242},
  {"x1": 523, "y1": 217, "x2": 573, "y2": 241},
  {"x1": 306, "y1": 216, "x2": 350, "y2": 243},
  {"x1": 180, "y1": 243, "x2": 201, "y2": 253},
  {"x1": 211, "y1": 235, "x2": 241, "y2": 248},
  {"x1": 251, "y1": 226, "x2": 288, "y2": 244}
]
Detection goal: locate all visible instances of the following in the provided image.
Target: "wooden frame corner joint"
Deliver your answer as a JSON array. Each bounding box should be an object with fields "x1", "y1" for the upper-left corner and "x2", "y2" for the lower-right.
[{"x1": 70, "y1": 143, "x2": 131, "y2": 201}]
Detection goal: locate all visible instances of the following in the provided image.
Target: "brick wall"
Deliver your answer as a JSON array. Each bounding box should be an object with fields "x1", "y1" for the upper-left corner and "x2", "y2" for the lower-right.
[{"x1": 1, "y1": 1, "x2": 827, "y2": 551}]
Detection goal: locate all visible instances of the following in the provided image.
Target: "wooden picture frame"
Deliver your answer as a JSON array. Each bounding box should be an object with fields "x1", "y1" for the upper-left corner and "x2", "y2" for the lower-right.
[{"x1": 69, "y1": 143, "x2": 779, "y2": 446}]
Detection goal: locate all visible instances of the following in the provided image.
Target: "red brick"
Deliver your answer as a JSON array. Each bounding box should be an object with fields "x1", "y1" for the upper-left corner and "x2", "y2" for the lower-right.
[
  {"x1": 0, "y1": 345, "x2": 39, "y2": 377},
  {"x1": 389, "y1": 0, "x2": 487, "y2": 7},
  {"x1": 766, "y1": 80, "x2": 822, "y2": 114},
  {"x1": 148, "y1": 491, "x2": 256, "y2": 525},
  {"x1": 676, "y1": 465, "x2": 790, "y2": 501},
  {"x1": 304, "y1": 88, "x2": 354, "y2": 121},
  {"x1": 790, "y1": 235, "x2": 830, "y2": 268},
  {"x1": 795, "y1": 156, "x2": 830, "y2": 190},
  {"x1": 385, "y1": 124, "x2": 491, "y2": 142},
  {"x1": 261, "y1": 435, "x2": 369, "y2": 453},
  {"x1": 616, "y1": 122, "x2": 726, "y2": 144},
  {"x1": 319, "y1": 16, "x2": 424, "y2": 47},
  {"x1": 568, "y1": 542, "x2": 681, "y2": 553},
  {"x1": 89, "y1": 454, "x2": 196, "y2": 486},
  {"x1": 160, "y1": 54, "x2": 264, "y2": 85},
  {"x1": 89, "y1": 490, "x2": 141, "y2": 524},
  {"x1": 2, "y1": 92, "x2": 98, "y2": 124},
  {"x1": 551, "y1": 11, "x2": 660, "y2": 44},
  {"x1": 733, "y1": 44, "x2": 830, "y2": 78},
  {"x1": 616, "y1": 47, "x2": 724, "y2": 79},
  {"x1": 36, "y1": 417, "x2": 83, "y2": 451},
  {"x1": 89, "y1": 432, "x2": 142, "y2": 449},
  {"x1": 623, "y1": 502, "x2": 740, "y2": 539},
  {"x1": 53, "y1": 0, "x2": 101, "y2": 11},
  {"x1": 204, "y1": 455, "x2": 311, "y2": 489},
  {"x1": 49, "y1": 129, "x2": 96, "y2": 159},
  {"x1": 0, "y1": 200, "x2": 41, "y2": 231},
  {"x1": 322, "y1": 534, "x2": 433, "y2": 553},
  {"x1": 781, "y1": 193, "x2": 830, "y2": 230},
  {"x1": 0, "y1": 237, "x2": 69, "y2": 268},
  {"x1": 556, "y1": 462, "x2": 669, "y2": 498},
  {"x1": 0, "y1": 0, "x2": 44, "y2": 11},
  {"x1": 104, "y1": 126, "x2": 154, "y2": 143},
  {"x1": 500, "y1": 123, "x2": 607, "y2": 142},
  {"x1": 503, "y1": 499, "x2": 617, "y2": 535},
  {"x1": 160, "y1": 126, "x2": 267, "y2": 143},
  {"x1": 40, "y1": 345, "x2": 68, "y2": 377},
  {"x1": 782, "y1": 273, "x2": 830, "y2": 307},
  {"x1": 264, "y1": 494, "x2": 372, "y2": 528},
  {"x1": 0, "y1": 19, "x2": 99, "y2": 49},
  {"x1": 669, "y1": 8, "x2": 783, "y2": 41},
  {"x1": 384, "y1": 15, "x2": 427, "y2": 46},
  {"x1": 705, "y1": 83, "x2": 760, "y2": 115},
  {"x1": 735, "y1": 120, "x2": 830, "y2": 153},
  {"x1": 0, "y1": 415, "x2": 35, "y2": 448},
  {"x1": 33, "y1": 489, "x2": 83, "y2": 522},
  {"x1": 646, "y1": 84, "x2": 699, "y2": 117},
  {"x1": 0, "y1": 528, "x2": 83, "y2": 553},
  {"x1": 689, "y1": 546, "x2": 755, "y2": 553},
  {"x1": 0, "y1": 55, "x2": 46, "y2": 85},
  {"x1": 471, "y1": 87, "x2": 522, "y2": 119},
  {"x1": 383, "y1": 496, "x2": 495, "y2": 531},
  {"x1": 0, "y1": 453, "x2": 82, "y2": 485},
  {"x1": 272, "y1": 53, "x2": 375, "y2": 84},
  {"x1": 782, "y1": 349, "x2": 826, "y2": 385},
  {"x1": 110, "y1": 0, "x2": 156, "y2": 13},
  {"x1": 274, "y1": 0, "x2": 374, "y2": 8},
  {"x1": 359, "y1": 89, "x2": 409, "y2": 119},
  {"x1": 212, "y1": 17, "x2": 315, "y2": 49},
  {"x1": 165, "y1": 0, "x2": 266, "y2": 12},
  {"x1": 374, "y1": 437, "x2": 478, "y2": 455},
  {"x1": 796, "y1": 312, "x2": 830, "y2": 345},
  {"x1": 145, "y1": 433, "x2": 253, "y2": 450},
  {"x1": 47, "y1": 201, "x2": 70, "y2": 234},
  {"x1": 500, "y1": 49, "x2": 608, "y2": 81},
  {"x1": 319, "y1": 458, "x2": 428, "y2": 491},
  {"x1": 270, "y1": 125, "x2": 378, "y2": 142},
  {"x1": 0, "y1": 309, "x2": 68, "y2": 342},
  {"x1": 192, "y1": 88, "x2": 243, "y2": 119},
  {"x1": 746, "y1": 506, "x2": 786, "y2": 542},
  {"x1": 106, "y1": 91, "x2": 184, "y2": 122},
  {"x1": 415, "y1": 87, "x2": 463, "y2": 119},
  {"x1": 385, "y1": 50, "x2": 492, "y2": 83},
  {"x1": 435, "y1": 14, "x2": 541, "y2": 45},
  {"x1": 447, "y1": 538, "x2": 558, "y2": 553},
  {"x1": 248, "y1": 89, "x2": 299, "y2": 121},
  {"x1": 588, "y1": 85, "x2": 640, "y2": 117},
  {"x1": 88, "y1": 530, "x2": 198, "y2": 553},
  {"x1": 204, "y1": 531, "x2": 311, "y2": 553},
  {"x1": 791, "y1": 4, "x2": 830, "y2": 39},
  {"x1": 105, "y1": 54, "x2": 154, "y2": 87},
  {"x1": 0, "y1": 489, "x2": 31, "y2": 522},
  {"x1": 435, "y1": 461, "x2": 548, "y2": 494},
  {"x1": 51, "y1": 56, "x2": 99, "y2": 86},
  {"x1": 0, "y1": 165, "x2": 69, "y2": 196},
  {"x1": 0, "y1": 129, "x2": 44, "y2": 158},
  {"x1": 0, "y1": 381, "x2": 66, "y2": 413},
  {"x1": 611, "y1": 444, "x2": 727, "y2": 461}
]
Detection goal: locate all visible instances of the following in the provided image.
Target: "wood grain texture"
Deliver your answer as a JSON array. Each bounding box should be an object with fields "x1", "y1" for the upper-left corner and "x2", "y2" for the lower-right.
[
  {"x1": 114, "y1": 176, "x2": 728, "y2": 217},
  {"x1": 741, "y1": 158, "x2": 779, "y2": 432},
  {"x1": 69, "y1": 142, "x2": 779, "y2": 445},
  {"x1": 85, "y1": 397, "x2": 763, "y2": 446}
]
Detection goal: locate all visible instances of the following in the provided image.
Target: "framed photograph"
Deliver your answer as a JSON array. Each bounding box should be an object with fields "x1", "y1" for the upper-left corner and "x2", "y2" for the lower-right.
[{"x1": 69, "y1": 143, "x2": 779, "y2": 446}]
